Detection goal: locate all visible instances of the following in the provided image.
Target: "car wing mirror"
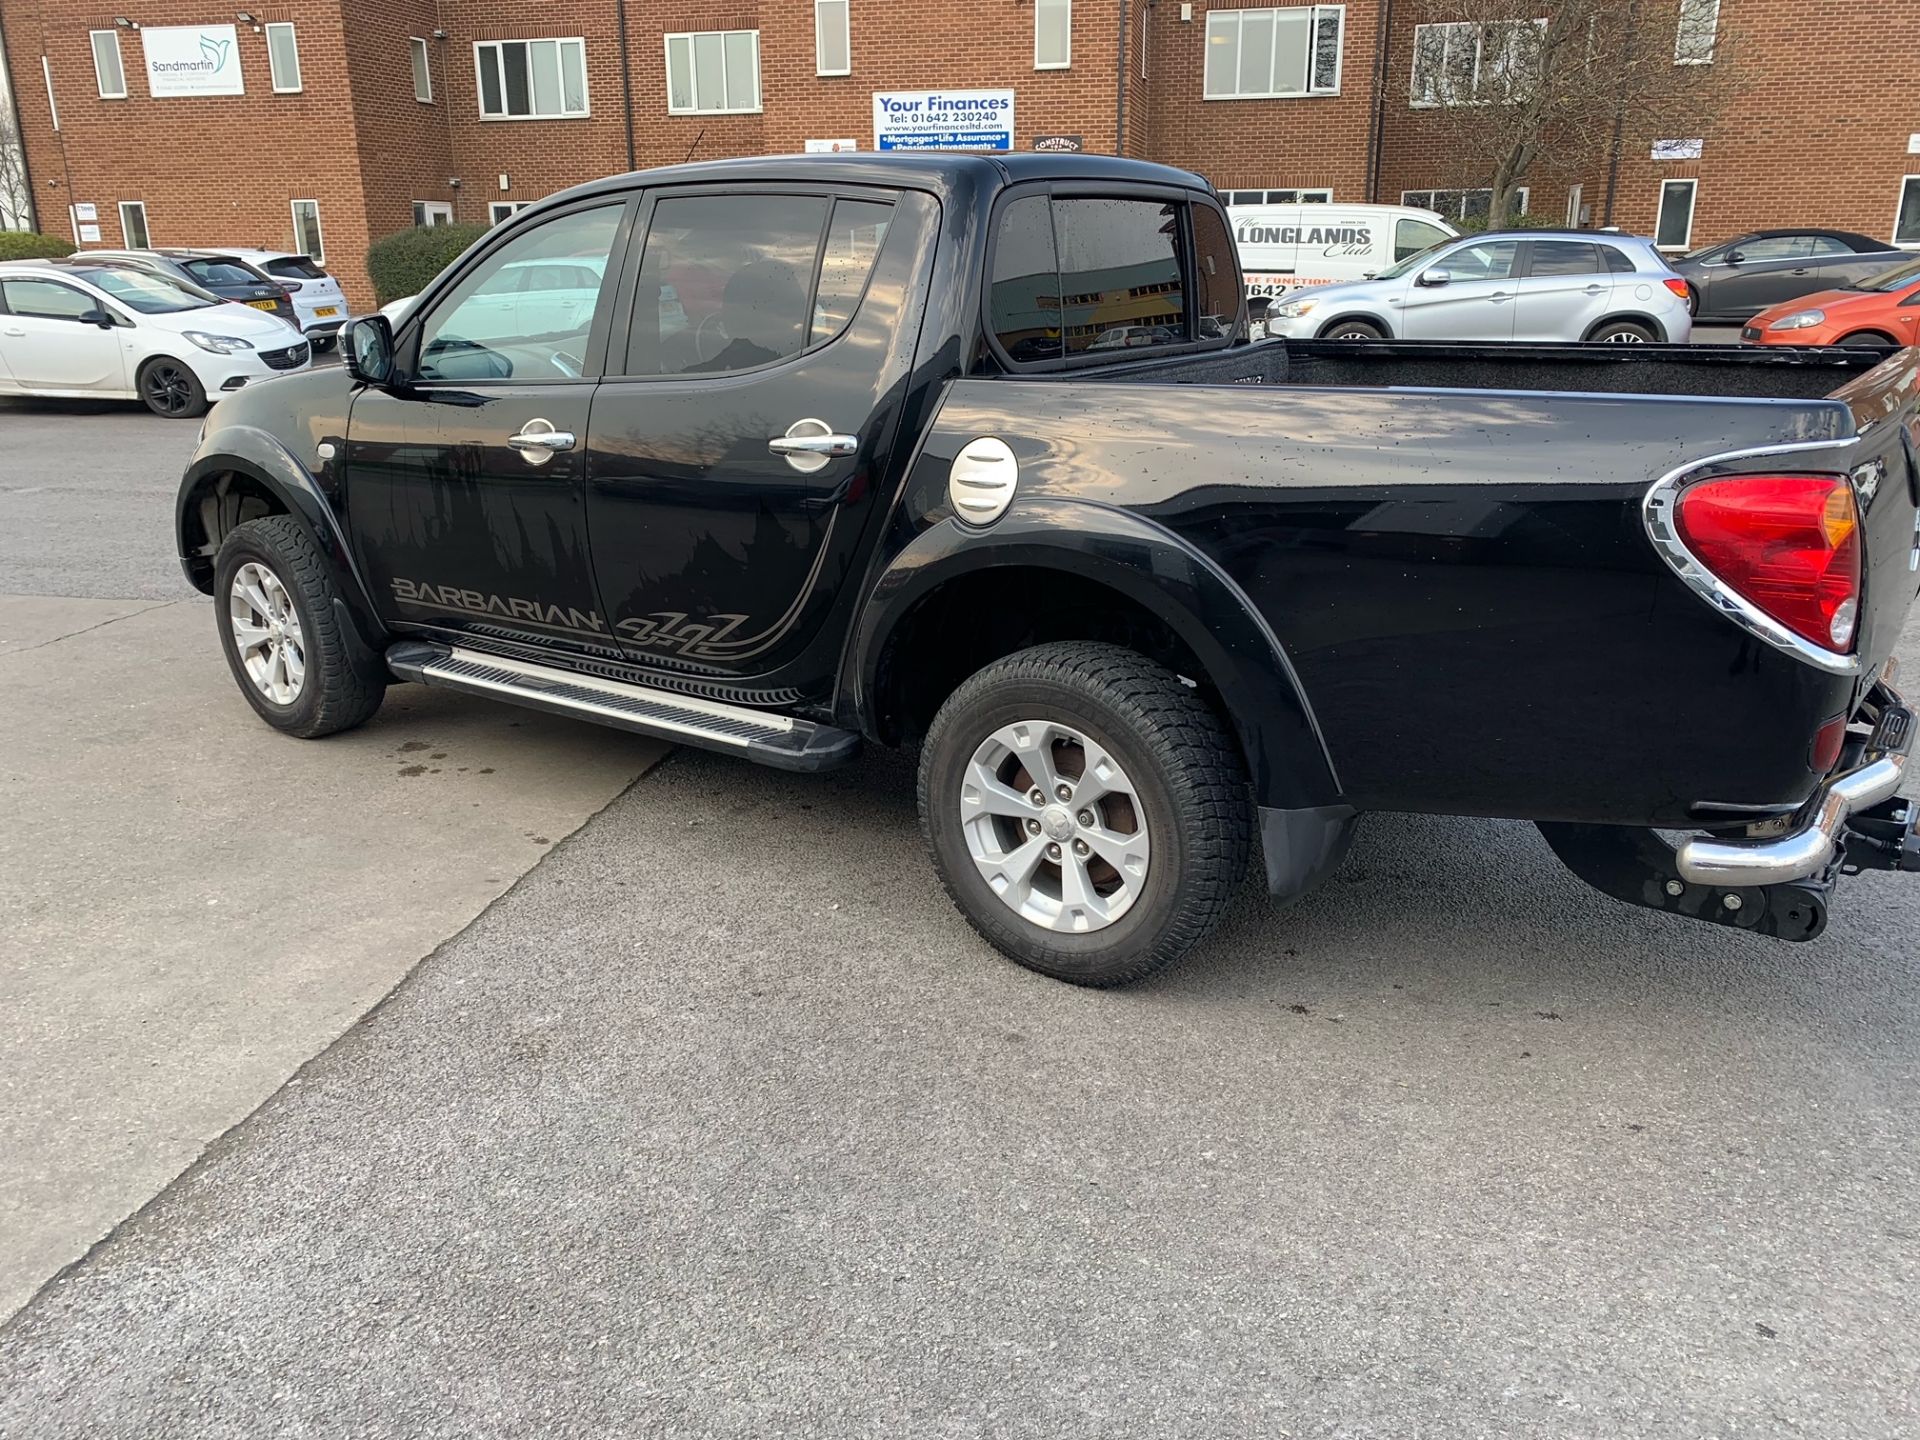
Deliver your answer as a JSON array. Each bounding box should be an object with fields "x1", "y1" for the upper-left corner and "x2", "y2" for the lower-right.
[
  {"x1": 1725, "y1": 250, "x2": 1745, "y2": 265},
  {"x1": 343, "y1": 314, "x2": 396, "y2": 386},
  {"x1": 82, "y1": 308, "x2": 115, "y2": 329},
  {"x1": 1418, "y1": 267, "x2": 1452, "y2": 288}
]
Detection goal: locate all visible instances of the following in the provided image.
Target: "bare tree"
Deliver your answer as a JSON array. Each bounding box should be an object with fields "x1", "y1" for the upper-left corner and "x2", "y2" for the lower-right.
[
  {"x1": 0, "y1": 25, "x2": 36, "y2": 230},
  {"x1": 1406, "y1": 0, "x2": 1739, "y2": 226}
]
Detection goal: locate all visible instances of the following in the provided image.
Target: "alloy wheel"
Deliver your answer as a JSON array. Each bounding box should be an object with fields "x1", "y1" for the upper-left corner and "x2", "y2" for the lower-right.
[
  {"x1": 228, "y1": 561, "x2": 306, "y2": 706},
  {"x1": 143, "y1": 363, "x2": 194, "y2": 415},
  {"x1": 959, "y1": 719, "x2": 1152, "y2": 934}
]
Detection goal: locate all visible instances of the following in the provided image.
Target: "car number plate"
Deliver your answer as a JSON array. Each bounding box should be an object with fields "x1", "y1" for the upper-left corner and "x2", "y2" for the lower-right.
[
  {"x1": 247, "y1": 299, "x2": 278, "y2": 311},
  {"x1": 313, "y1": 306, "x2": 339, "y2": 318}
]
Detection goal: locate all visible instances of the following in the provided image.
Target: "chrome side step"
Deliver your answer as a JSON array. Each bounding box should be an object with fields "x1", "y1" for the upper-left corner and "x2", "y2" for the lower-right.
[{"x1": 385, "y1": 641, "x2": 859, "y2": 772}]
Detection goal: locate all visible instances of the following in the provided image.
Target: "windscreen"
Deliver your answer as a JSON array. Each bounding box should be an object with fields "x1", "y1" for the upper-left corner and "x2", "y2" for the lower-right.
[{"x1": 86, "y1": 268, "x2": 220, "y2": 313}]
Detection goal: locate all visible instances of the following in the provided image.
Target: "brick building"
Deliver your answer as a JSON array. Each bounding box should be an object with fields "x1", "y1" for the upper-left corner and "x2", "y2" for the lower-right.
[{"x1": 0, "y1": 0, "x2": 1915, "y2": 311}]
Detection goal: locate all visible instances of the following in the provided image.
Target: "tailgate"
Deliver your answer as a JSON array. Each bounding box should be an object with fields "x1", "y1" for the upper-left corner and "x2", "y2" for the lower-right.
[{"x1": 1830, "y1": 349, "x2": 1920, "y2": 683}]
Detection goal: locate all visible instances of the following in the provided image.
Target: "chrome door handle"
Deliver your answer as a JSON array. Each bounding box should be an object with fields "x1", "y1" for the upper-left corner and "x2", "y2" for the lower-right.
[
  {"x1": 507, "y1": 418, "x2": 574, "y2": 466},
  {"x1": 767, "y1": 433, "x2": 858, "y2": 457},
  {"x1": 1584, "y1": 284, "x2": 1606, "y2": 295},
  {"x1": 2, "y1": 327, "x2": 23, "y2": 337}
]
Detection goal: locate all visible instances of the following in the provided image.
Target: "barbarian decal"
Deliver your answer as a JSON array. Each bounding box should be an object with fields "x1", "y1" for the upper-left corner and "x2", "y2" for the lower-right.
[{"x1": 391, "y1": 578, "x2": 606, "y2": 634}]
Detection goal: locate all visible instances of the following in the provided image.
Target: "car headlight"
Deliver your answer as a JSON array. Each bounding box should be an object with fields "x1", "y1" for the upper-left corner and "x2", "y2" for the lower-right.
[
  {"x1": 1768, "y1": 310, "x2": 1826, "y2": 332},
  {"x1": 1273, "y1": 298, "x2": 1318, "y2": 319},
  {"x1": 182, "y1": 331, "x2": 257, "y2": 355}
]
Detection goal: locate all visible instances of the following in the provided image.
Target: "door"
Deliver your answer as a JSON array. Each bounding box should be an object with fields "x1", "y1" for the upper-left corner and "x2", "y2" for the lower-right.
[
  {"x1": 1813, "y1": 237, "x2": 1895, "y2": 291},
  {"x1": 1397, "y1": 239, "x2": 1519, "y2": 339},
  {"x1": 1710, "y1": 234, "x2": 1822, "y2": 319},
  {"x1": 585, "y1": 187, "x2": 934, "y2": 681},
  {"x1": 1510, "y1": 239, "x2": 1614, "y2": 341},
  {"x1": 344, "y1": 200, "x2": 630, "y2": 652},
  {"x1": 0, "y1": 277, "x2": 128, "y2": 392}
]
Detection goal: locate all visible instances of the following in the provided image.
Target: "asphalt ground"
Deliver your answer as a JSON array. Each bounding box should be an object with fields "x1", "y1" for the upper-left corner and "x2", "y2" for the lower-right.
[{"x1": 1, "y1": 365, "x2": 1917, "y2": 1436}]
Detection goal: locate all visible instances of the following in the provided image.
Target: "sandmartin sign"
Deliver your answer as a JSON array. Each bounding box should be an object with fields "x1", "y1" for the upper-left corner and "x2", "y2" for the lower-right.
[{"x1": 141, "y1": 25, "x2": 245, "y2": 98}]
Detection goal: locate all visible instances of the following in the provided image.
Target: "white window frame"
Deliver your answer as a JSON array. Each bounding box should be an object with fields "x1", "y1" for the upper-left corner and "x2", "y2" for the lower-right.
[
  {"x1": 1565, "y1": 183, "x2": 1583, "y2": 227},
  {"x1": 290, "y1": 199, "x2": 323, "y2": 262},
  {"x1": 43, "y1": 56, "x2": 60, "y2": 130},
  {"x1": 814, "y1": 0, "x2": 850, "y2": 77},
  {"x1": 1036, "y1": 0, "x2": 1072, "y2": 70},
  {"x1": 1893, "y1": 177, "x2": 1920, "y2": 250},
  {"x1": 663, "y1": 30, "x2": 762, "y2": 115},
  {"x1": 489, "y1": 200, "x2": 534, "y2": 225},
  {"x1": 90, "y1": 30, "x2": 127, "y2": 100},
  {"x1": 1654, "y1": 178, "x2": 1697, "y2": 251},
  {"x1": 410, "y1": 37, "x2": 433, "y2": 103},
  {"x1": 1203, "y1": 6, "x2": 1345, "y2": 101},
  {"x1": 1674, "y1": 0, "x2": 1719, "y2": 65},
  {"x1": 264, "y1": 22, "x2": 302, "y2": 93},
  {"x1": 1225, "y1": 187, "x2": 1334, "y2": 204},
  {"x1": 1410, "y1": 19, "x2": 1544, "y2": 108},
  {"x1": 473, "y1": 38, "x2": 591, "y2": 121},
  {"x1": 117, "y1": 200, "x2": 149, "y2": 248},
  {"x1": 1400, "y1": 187, "x2": 1530, "y2": 222},
  {"x1": 413, "y1": 200, "x2": 454, "y2": 227}
]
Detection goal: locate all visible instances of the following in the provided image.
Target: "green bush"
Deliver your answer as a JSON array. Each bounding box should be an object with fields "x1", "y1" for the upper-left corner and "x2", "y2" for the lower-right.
[
  {"x1": 365, "y1": 222, "x2": 489, "y2": 304},
  {"x1": 0, "y1": 230, "x2": 76, "y2": 261}
]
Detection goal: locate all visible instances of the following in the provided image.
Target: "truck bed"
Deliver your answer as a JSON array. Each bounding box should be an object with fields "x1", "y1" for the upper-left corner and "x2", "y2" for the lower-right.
[{"x1": 1086, "y1": 339, "x2": 1889, "y2": 401}]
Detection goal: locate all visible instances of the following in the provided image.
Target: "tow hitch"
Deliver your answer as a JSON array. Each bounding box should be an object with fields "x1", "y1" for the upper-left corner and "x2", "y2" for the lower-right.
[{"x1": 1842, "y1": 795, "x2": 1920, "y2": 874}]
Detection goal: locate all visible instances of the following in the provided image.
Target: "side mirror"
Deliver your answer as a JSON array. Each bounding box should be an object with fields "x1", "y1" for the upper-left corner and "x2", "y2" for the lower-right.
[
  {"x1": 1418, "y1": 267, "x2": 1452, "y2": 288},
  {"x1": 82, "y1": 308, "x2": 115, "y2": 330},
  {"x1": 1725, "y1": 250, "x2": 1745, "y2": 265},
  {"x1": 343, "y1": 315, "x2": 395, "y2": 386}
]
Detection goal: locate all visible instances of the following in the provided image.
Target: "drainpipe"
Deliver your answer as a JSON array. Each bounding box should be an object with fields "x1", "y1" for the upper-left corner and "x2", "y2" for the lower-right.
[
  {"x1": 1114, "y1": 0, "x2": 1129, "y2": 155},
  {"x1": 1365, "y1": 0, "x2": 1395, "y2": 203},
  {"x1": 615, "y1": 0, "x2": 636, "y2": 170}
]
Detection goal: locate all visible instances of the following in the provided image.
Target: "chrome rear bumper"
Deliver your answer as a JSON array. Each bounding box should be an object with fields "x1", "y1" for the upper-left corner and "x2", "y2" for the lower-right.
[{"x1": 1676, "y1": 667, "x2": 1911, "y2": 888}]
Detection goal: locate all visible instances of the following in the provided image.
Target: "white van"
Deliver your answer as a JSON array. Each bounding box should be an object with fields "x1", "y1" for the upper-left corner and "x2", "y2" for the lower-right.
[{"x1": 1229, "y1": 202, "x2": 1459, "y2": 302}]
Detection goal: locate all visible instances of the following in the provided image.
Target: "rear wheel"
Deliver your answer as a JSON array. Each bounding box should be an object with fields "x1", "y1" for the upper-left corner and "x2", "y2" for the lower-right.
[
  {"x1": 917, "y1": 642, "x2": 1253, "y2": 988},
  {"x1": 1589, "y1": 319, "x2": 1656, "y2": 344},
  {"x1": 138, "y1": 357, "x2": 207, "y2": 418},
  {"x1": 1320, "y1": 319, "x2": 1384, "y2": 341},
  {"x1": 1684, "y1": 284, "x2": 1701, "y2": 318},
  {"x1": 1835, "y1": 330, "x2": 1899, "y2": 351}
]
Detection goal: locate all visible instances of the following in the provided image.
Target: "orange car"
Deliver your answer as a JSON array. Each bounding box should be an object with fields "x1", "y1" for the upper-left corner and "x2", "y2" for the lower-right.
[{"x1": 1743, "y1": 255, "x2": 1920, "y2": 349}]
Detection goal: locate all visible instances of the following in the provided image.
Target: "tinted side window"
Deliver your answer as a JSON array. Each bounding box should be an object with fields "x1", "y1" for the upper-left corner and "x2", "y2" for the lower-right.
[
  {"x1": 1602, "y1": 245, "x2": 1636, "y2": 274},
  {"x1": 1395, "y1": 217, "x2": 1452, "y2": 262},
  {"x1": 626, "y1": 194, "x2": 827, "y2": 377},
  {"x1": 1, "y1": 279, "x2": 96, "y2": 320},
  {"x1": 1442, "y1": 241, "x2": 1519, "y2": 281},
  {"x1": 1528, "y1": 241, "x2": 1603, "y2": 277},
  {"x1": 811, "y1": 199, "x2": 893, "y2": 347},
  {"x1": 1190, "y1": 202, "x2": 1239, "y2": 340},
  {"x1": 1805, "y1": 236, "x2": 1851, "y2": 257},
  {"x1": 989, "y1": 194, "x2": 1062, "y2": 365},
  {"x1": 1734, "y1": 236, "x2": 1810, "y2": 262},
  {"x1": 1054, "y1": 198, "x2": 1185, "y2": 356}
]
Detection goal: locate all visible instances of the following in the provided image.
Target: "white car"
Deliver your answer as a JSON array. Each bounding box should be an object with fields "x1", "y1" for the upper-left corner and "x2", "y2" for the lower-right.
[
  {"x1": 222, "y1": 248, "x2": 352, "y2": 352},
  {"x1": 1257, "y1": 230, "x2": 1695, "y2": 345},
  {"x1": 0, "y1": 258, "x2": 311, "y2": 418}
]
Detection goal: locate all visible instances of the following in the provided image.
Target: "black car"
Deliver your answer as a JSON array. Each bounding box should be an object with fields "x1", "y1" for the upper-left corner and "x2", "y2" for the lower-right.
[
  {"x1": 1672, "y1": 229, "x2": 1910, "y2": 323},
  {"x1": 173, "y1": 154, "x2": 1920, "y2": 987},
  {"x1": 83, "y1": 248, "x2": 300, "y2": 331}
]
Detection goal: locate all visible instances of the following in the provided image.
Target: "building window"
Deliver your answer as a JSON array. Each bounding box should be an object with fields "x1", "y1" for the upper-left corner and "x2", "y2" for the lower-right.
[
  {"x1": 475, "y1": 38, "x2": 589, "y2": 120},
  {"x1": 1674, "y1": 0, "x2": 1718, "y2": 64},
  {"x1": 489, "y1": 200, "x2": 534, "y2": 225},
  {"x1": 117, "y1": 200, "x2": 148, "y2": 247},
  {"x1": 410, "y1": 37, "x2": 433, "y2": 102},
  {"x1": 1223, "y1": 188, "x2": 1333, "y2": 205},
  {"x1": 413, "y1": 201, "x2": 454, "y2": 227},
  {"x1": 266, "y1": 23, "x2": 302, "y2": 93},
  {"x1": 1204, "y1": 7, "x2": 1344, "y2": 99},
  {"x1": 1410, "y1": 20, "x2": 1541, "y2": 107},
  {"x1": 1655, "y1": 178, "x2": 1697, "y2": 250},
  {"x1": 1402, "y1": 187, "x2": 1529, "y2": 223},
  {"x1": 815, "y1": 0, "x2": 850, "y2": 76},
  {"x1": 90, "y1": 30, "x2": 127, "y2": 100},
  {"x1": 1036, "y1": 0, "x2": 1071, "y2": 69},
  {"x1": 291, "y1": 199, "x2": 323, "y2": 262},
  {"x1": 664, "y1": 31, "x2": 760, "y2": 114},
  {"x1": 1895, "y1": 177, "x2": 1920, "y2": 249}
]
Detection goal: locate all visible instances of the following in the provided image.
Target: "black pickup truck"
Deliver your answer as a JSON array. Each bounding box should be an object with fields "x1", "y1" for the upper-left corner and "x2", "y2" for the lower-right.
[{"x1": 176, "y1": 154, "x2": 1920, "y2": 986}]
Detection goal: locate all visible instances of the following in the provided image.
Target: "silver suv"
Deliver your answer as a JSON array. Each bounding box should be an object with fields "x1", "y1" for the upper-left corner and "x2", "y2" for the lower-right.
[{"x1": 1260, "y1": 231, "x2": 1693, "y2": 344}]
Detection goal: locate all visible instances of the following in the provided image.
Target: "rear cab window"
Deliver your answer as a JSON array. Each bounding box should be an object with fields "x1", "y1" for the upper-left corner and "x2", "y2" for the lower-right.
[{"x1": 986, "y1": 188, "x2": 1241, "y2": 371}]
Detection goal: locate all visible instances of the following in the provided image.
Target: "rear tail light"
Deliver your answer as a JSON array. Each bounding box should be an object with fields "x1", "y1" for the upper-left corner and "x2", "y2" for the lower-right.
[
  {"x1": 1663, "y1": 278, "x2": 1690, "y2": 300},
  {"x1": 1673, "y1": 474, "x2": 1861, "y2": 652},
  {"x1": 1810, "y1": 713, "x2": 1848, "y2": 773},
  {"x1": 280, "y1": 280, "x2": 304, "y2": 293}
]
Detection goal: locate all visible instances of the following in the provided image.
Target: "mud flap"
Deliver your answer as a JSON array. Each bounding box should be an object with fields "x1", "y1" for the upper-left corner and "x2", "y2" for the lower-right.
[{"x1": 1537, "y1": 821, "x2": 1833, "y2": 942}]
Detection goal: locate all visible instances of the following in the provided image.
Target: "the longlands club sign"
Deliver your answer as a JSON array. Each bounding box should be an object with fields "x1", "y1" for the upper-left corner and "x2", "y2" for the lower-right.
[{"x1": 141, "y1": 25, "x2": 245, "y2": 98}]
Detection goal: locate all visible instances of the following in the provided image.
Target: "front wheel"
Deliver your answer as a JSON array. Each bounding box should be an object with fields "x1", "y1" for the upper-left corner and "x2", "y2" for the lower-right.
[
  {"x1": 138, "y1": 357, "x2": 207, "y2": 418},
  {"x1": 1835, "y1": 331, "x2": 1899, "y2": 351},
  {"x1": 214, "y1": 516, "x2": 387, "y2": 738},
  {"x1": 917, "y1": 642, "x2": 1253, "y2": 987},
  {"x1": 1320, "y1": 320, "x2": 1384, "y2": 341},
  {"x1": 1590, "y1": 320, "x2": 1656, "y2": 344}
]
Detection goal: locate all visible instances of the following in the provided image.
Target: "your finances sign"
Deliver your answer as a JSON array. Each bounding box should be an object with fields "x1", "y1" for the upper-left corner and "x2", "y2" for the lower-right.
[
  {"x1": 872, "y1": 91, "x2": 1013, "y2": 152},
  {"x1": 141, "y1": 25, "x2": 245, "y2": 98}
]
